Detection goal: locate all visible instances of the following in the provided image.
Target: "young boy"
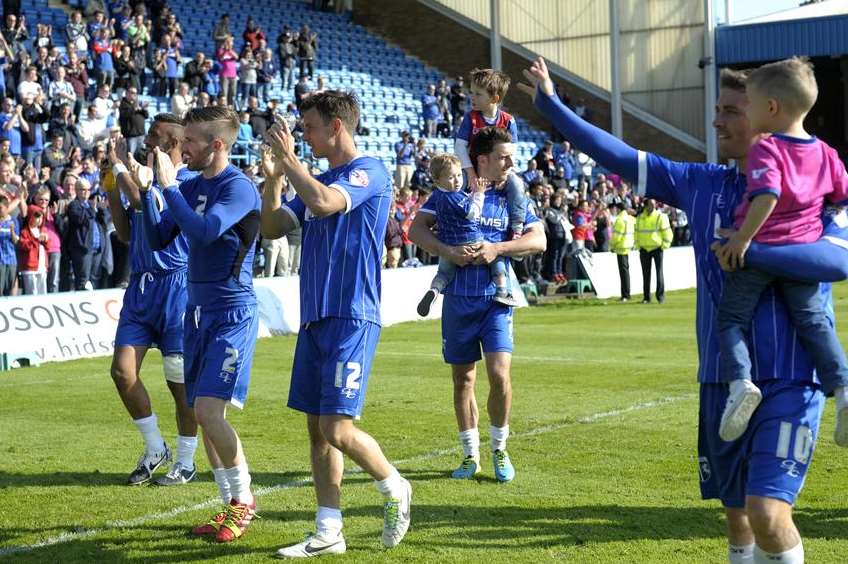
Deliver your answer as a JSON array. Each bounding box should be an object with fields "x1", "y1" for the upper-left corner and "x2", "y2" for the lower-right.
[
  {"x1": 454, "y1": 68, "x2": 527, "y2": 238},
  {"x1": 417, "y1": 153, "x2": 517, "y2": 316},
  {"x1": 0, "y1": 195, "x2": 18, "y2": 296},
  {"x1": 716, "y1": 57, "x2": 848, "y2": 445}
]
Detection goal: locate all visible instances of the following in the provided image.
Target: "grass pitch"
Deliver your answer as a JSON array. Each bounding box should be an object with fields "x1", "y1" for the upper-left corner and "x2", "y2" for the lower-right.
[{"x1": 2, "y1": 288, "x2": 848, "y2": 562}]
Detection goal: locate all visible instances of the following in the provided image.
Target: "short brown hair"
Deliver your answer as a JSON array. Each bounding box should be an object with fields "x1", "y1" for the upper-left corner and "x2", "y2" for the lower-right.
[
  {"x1": 719, "y1": 68, "x2": 750, "y2": 93},
  {"x1": 469, "y1": 126, "x2": 513, "y2": 173},
  {"x1": 469, "y1": 68, "x2": 510, "y2": 101},
  {"x1": 300, "y1": 90, "x2": 360, "y2": 135},
  {"x1": 429, "y1": 153, "x2": 460, "y2": 181},
  {"x1": 747, "y1": 57, "x2": 818, "y2": 115},
  {"x1": 183, "y1": 106, "x2": 240, "y2": 148}
]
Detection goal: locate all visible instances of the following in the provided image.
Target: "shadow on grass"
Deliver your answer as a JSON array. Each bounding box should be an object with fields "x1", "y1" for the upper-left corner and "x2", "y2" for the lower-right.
[{"x1": 4, "y1": 502, "x2": 847, "y2": 563}]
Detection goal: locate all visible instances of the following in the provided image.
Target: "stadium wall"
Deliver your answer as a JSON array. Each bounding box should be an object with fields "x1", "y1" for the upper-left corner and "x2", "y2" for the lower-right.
[
  {"x1": 0, "y1": 250, "x2": 700, "y2": 365},
  {"x1": 352, "y1": 0, "x2": 705, "y2": 163}
]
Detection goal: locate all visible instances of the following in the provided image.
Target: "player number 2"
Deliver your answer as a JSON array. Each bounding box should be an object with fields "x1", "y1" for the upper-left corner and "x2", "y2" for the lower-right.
[
  {"x1": 335, "y1": 361, "x2": 362, "y2": 390},
  {"x1": 195, "y1": 195, "x2": 208, "y2": 215},
  {"x1": 775, "y1": 421, "x2": 813, "y2": 464},
  {"x1": 221, "y1": 347, "x2": 238, "y2": 374}
]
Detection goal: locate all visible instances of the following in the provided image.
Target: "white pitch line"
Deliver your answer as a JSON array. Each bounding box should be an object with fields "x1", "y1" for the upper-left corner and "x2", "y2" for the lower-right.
[{"x1": 0, "y1": 394, "x2": 694, "y2": 557}]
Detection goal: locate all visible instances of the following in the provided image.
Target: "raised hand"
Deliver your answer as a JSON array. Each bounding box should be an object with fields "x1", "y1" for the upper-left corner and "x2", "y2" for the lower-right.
[
  {"x1": 260, "y1": 144, "x2": 284, "y2": 180},
  {"x1": 516, "y1": 56, "x2": 555, "y2": 101},
  {"x1": 266, "y1": 118, "x2": 296, "y2": 162},
  {"x1": 150, "y1": 147, "x2": 176, "y2": 188}
]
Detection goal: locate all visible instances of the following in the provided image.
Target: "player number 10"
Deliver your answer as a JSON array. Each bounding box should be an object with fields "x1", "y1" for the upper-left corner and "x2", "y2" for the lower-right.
[{"x1": 775, "y1": 421, "x2": 813, "y2": 464}]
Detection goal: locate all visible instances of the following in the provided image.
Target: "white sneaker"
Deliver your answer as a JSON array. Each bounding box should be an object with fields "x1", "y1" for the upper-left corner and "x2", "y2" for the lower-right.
[
  {"x1": 275, "y1": 532, "x2": 346, "y2": 558},
  {"x1": 719, "y1": 380, "x2": 762, "y2": 442},
  {"x1": 381, "y1": 477, "x2": 411, "y2": 548},
  {"x1": 834, "y1": 387, "x2": 848, "y2": 447}
]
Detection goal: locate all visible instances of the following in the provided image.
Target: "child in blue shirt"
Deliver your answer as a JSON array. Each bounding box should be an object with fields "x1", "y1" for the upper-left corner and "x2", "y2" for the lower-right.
[{"x1": 417, "y1": 153, "x2": 518, "y2": 316}]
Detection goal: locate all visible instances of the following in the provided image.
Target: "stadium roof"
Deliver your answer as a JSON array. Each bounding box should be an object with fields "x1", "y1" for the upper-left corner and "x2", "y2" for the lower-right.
[{"x1": 715, "y1": 0, "x2": 848, "y2": 65}]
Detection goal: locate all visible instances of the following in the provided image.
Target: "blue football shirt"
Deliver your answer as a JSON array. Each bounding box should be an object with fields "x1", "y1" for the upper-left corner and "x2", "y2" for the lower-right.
[
  {"x1": 421, "y1": 186, "x2": 540, "y2": 297},
  {"x1": 635, "y1": 151, "x2": 827, "y2": 385},
  {"x1": 141, "y1": 164, "x2": 261, "y2": 309},
  {"x1": 128, "y1": 166, "x2": 196, "y2": 274},
  {"x1": 283, "y1": 155, "x2": 393, "y2": 326}
]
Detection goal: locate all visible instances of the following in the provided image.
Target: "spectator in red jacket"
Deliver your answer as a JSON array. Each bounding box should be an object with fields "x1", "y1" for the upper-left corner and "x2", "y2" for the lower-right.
[{"x1": 17, "y1": 203, "x2": 48, "y2": 294}]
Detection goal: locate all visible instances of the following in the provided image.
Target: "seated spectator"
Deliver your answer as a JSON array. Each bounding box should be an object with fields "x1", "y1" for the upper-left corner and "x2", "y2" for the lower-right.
[
  {"x1": 196, "y1": 91, "x2": 211, "y2": 108},
  {"x1": 184, "y1": 52, "x2": 208, "y2": 94},
  {"x1": 246, "y1": 95, "x2": 272, "y2": 140},
  {"x1": 170, "y1": 82, "x2": 193, "y2": 119}
]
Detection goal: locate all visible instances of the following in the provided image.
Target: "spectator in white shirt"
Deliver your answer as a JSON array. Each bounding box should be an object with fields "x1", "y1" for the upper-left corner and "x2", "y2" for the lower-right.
[
  {"x1": 170, "y1": 81, "x2": 194, "y2": 119},
  {"x1": 17, "y1": 66, "x2": 43, "y2": 102},
  {"x1": 48, "y1": 66, "x2": 77, "y2": 112}
]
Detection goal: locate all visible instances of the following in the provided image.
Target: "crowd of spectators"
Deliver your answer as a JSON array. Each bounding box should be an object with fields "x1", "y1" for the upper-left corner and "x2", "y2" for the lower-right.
[
  {"x1": 384, "y1": 132, "x2": 692, "y2": 290},
  {"x1": 0, "y1": 0, "x2": 325, "y2": 297},
  {"x1": 0, "y1": 0, "x2": 691, "y2": 300}
]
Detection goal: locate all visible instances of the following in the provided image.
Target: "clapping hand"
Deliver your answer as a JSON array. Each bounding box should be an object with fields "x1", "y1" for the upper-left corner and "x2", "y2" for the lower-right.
[
  {"x1": 149, "y1": 147, "x2": 176, "y2": 188},
  {"x1": 265, "y1": 118, "x2": 297, "y2": 163},
  {"x1": 259, "y1": 144, "x2": 284, "y2": 180},
  {"x1": 516, "y1": 56, "x2": 555, "y2": 101}
]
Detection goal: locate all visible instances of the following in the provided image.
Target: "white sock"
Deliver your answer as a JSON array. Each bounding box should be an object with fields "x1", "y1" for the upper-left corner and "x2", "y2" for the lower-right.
[
  {"x1": 374, "y1": 466, "x2": 404, "y2": 499},
  {"x1": 458, "y1": 428, "x2": 480, "y2": 461},
  {"x1": 224, "y1": 463, "x2": 253, "y2": 504},
  {"x1": 133, "y1": 414, "x2": 166, "y2": 455},
  {"x1": 490, "y1": 425, "x2": 509, "y2": 452},
  {"x1": 730, "y1": 379, "x2": 754, "y2": 394},
  {"x1": 834, "y1": 385, "x2": 848, "y2": 411},
  {"x1": 729, "y1": 543, "x2": 755, "y2": 563},
  {"x1": 753, "y1": 542, "x2": 804, "y2": 564},
  {"x1": 175, "y1": 435, "x2": 198, "y2": 469},
  {"x1": 212, "y1": 467, "x2": 231, "y2": 504},
  {"x1": 315, "y1": 506, "x2": 343, "y2": 537}
]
